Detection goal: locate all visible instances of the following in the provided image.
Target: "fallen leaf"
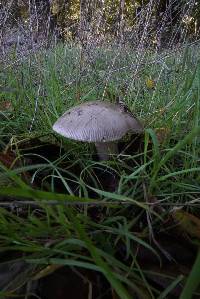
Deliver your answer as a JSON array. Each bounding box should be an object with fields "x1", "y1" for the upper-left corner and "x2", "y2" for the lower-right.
[
  {"x1": 155, "y1": 127, "x2": 171, "y2": 144},
  {"x1": 0, "y1": 100, "x2": 13, "y2": 111},
  {"x1": 172, "y1": 209, "x2": 200, "y2": 239},
  {"x1": 0, "y1": 151, "x2": 18, "y2": 169},
  {"x1": 146, "y1": 78, "x2": 156, "y2": 89}
]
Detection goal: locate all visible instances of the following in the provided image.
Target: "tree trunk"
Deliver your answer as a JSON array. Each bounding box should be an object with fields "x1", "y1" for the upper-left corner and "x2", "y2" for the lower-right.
[{"x1": 1, "y1": 0, "x2": 21, "y2": 26}]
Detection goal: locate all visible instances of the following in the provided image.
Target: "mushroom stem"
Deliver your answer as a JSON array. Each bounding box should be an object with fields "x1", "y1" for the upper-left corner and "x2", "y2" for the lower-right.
[{"x1": 95, "y1": 142, "x2": 119, "y2": 161}]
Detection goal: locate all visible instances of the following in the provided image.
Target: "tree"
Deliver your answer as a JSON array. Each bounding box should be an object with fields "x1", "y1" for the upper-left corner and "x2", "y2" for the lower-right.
[{"x1": 0, "y1": 0, "x2": 21, "y2": 26}]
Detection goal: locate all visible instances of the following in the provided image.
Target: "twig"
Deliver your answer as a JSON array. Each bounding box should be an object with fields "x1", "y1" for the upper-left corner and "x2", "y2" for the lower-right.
[
  {"x1": 0, "y1": 200, "x2": 133, "y2": 207},
  {"x1": 29, "y1": 81, "x2": 41, "y2": 132},
  {"x1": 0, "y1": 198, "x2": 199, "y2": 208}
]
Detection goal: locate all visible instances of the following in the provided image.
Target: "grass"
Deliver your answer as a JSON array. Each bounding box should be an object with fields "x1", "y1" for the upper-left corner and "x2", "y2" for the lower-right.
[{"x1": 0, "y1": 42, "x2": 200, "y2": 298}]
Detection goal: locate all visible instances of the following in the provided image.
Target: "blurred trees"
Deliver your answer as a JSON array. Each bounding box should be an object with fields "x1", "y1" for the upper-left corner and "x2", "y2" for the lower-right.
[
  {"x1": 0, "y1": 0, "x2": 21, "y2": 26},
  {"x1": 43, "y1": 0, "x2": 200, "y2": 45},
  {"x1": 1, "y1": 0, "x2": 200, "y2": 47}
]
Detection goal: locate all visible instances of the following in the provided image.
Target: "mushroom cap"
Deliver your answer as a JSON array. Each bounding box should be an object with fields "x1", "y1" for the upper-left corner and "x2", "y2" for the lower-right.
[{"x1": 53, "y1": 101, "x2": 143, "y2": 143}]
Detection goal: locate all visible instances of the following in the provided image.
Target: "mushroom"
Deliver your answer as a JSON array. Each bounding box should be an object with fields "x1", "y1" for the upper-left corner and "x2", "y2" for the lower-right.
[{"x1": 53, "y1": 101, "x2": 143, "y2": 160}]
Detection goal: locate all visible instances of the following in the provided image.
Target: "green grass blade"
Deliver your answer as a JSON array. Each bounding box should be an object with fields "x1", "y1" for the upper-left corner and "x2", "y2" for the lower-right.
[
  {"x1": 150, "y1": 126, "x2": 200, "y2": 191},
  {"x1": 65, "y1": 207, "x2": 133, "y2": 299},
  {"x1": 0, "y1": 186, "x2": 93, "y2": 203},
  {"x1": 180, "y1": 250, "x2": 200, "y2": 299},
  {"x1": 158, "y1": 275, "x2": 184, "y2": 299}
]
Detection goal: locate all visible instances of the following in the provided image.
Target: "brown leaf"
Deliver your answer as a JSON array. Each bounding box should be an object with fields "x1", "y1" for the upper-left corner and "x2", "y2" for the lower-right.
[
  {"x1": 172, "y1": 209, "x2": 200, "y2": 239},
  {"x1": 0, "y1": 151, "x2": 18, "y2": 168},
  {"x1": 155, "y1": 127, "x2": 170, "y2": 144},
  {"x1": 0, "y1": 100, "x2": 13, "y2": 111}
]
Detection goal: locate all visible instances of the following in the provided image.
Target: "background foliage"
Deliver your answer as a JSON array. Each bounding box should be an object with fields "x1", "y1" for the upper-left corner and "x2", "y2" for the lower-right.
[{"x1": 1, "y1": 0, "x2": 200, "y2": 48}]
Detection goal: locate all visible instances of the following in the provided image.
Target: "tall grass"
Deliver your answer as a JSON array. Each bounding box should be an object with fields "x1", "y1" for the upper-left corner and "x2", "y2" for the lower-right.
[{"x1": 0, "y1": 42, "x2": 200, "y2": 297}]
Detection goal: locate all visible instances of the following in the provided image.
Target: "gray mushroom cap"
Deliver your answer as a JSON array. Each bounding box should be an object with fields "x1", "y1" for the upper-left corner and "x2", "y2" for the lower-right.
[{"x1": 53, "y1": 101, "x2": 143, "y2": 142}]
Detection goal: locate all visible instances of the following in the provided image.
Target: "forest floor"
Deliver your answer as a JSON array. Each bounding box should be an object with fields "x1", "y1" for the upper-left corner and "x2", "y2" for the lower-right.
[{"x1": 0, "y1": 41, "x2": 200, "y2": 298}]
